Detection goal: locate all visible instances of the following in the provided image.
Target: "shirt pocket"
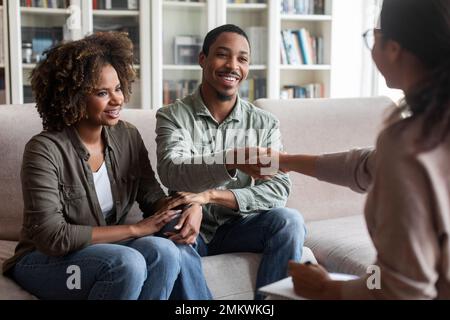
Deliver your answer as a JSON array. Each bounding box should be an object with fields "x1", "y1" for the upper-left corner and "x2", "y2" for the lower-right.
[{"x1": 60, "y1": 184, "x2": 89, "y2": 223}]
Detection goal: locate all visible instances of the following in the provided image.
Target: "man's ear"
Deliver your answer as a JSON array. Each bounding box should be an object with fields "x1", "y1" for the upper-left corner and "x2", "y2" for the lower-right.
[{"x1": 199, "y1": 52, "x2": 206, "y2": 69}]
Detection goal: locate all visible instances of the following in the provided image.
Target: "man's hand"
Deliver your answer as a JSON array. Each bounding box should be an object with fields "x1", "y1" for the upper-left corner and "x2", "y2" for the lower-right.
[{"x1": 166, "y1": 204, "x2": 203, "y2": 245}]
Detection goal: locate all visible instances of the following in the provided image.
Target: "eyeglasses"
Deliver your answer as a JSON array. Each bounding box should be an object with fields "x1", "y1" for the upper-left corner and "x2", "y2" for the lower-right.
[{"x1": 362, "y1": 28, "x2": 382, "y2": 50}]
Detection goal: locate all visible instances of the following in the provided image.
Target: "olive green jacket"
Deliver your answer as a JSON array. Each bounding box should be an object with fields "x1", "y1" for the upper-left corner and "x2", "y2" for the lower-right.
[{"x1": 3, "y1": 121, "x2": 165, "y2": 274}]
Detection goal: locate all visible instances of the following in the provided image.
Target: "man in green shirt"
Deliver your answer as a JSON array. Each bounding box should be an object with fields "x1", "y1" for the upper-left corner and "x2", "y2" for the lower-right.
[{"x1": 156, "y1": 24, "x2": 306, "y2": 300}]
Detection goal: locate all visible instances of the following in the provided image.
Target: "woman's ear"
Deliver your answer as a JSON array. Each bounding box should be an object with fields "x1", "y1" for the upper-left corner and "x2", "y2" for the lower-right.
[{"x1": 385, "y1": 39, "x2": 402, "y2": 64}]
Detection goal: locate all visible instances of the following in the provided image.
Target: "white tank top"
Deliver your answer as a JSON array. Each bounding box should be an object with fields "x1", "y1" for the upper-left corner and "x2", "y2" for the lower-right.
[{"x1": 92, "y1": 162, "x2": 114, "y2": 218}]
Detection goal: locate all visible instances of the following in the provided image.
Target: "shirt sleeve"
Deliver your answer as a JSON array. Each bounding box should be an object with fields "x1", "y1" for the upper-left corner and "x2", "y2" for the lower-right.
[
  {"x1": 340, "y1": 134, "x2": 440, "y2": 299},
  {"x1": 135, "y1": 130, "x2": 167, "y2": 218},
  {"x1": 315, "y1": 148, "x2": 376, "y2": 193},
  {"x1": 156, "y1": 108, "x2": 236, "y2": 193},
  {"x1": 21, "y1": 138, "x2": 93, "y2": 257}
]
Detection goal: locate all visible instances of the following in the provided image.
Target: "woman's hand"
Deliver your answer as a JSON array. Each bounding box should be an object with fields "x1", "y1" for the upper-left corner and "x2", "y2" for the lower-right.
[
  {"x1": 288, "y1": 261, "x2": 335, "y2": 300},
  {"x1": 131, "y1": 209, "x2": 181, "y2": 238},
  {"x1": 225, "y1": 147, "x2": 280, "y2": 180},
  {"x1": 165, "y1": 204, "x2": 203, "y2": 245}
]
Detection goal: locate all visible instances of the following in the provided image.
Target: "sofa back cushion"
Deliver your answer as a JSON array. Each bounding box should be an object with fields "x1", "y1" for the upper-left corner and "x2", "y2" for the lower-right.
[
  {"x1": 0, "y1": 97, "x2": 394, "y2": 240},
  {"x1": 0, "y1": 105, "x2": 160, "y2": 241},
  {"x1": 254, "y1": 97, "x2": 395, "y2": 222}
]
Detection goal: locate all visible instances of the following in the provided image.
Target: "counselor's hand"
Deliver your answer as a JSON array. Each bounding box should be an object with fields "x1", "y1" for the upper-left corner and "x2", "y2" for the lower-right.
[
  {"x1": 225, "y1": 147, "x2": 280, "y2": 180},
  {"x1": 288, "y1": 261, "x2": 332, "y2": 300}
]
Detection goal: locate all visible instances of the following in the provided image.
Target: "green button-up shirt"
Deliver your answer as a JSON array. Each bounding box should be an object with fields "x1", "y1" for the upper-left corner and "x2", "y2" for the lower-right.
[{"x1": 156, "y1": 88, "x2": 291, "y2": 242}]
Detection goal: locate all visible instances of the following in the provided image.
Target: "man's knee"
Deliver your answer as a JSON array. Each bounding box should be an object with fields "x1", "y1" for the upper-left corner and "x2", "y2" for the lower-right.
[{"x1": 267, "y1": 207, "x2": 306, "y2": 237}]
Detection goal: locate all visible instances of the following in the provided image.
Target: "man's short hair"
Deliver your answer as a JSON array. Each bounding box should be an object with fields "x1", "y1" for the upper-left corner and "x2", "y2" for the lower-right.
[{"x1": 202, "y1": 24, "x2": 250, "y2": 56}]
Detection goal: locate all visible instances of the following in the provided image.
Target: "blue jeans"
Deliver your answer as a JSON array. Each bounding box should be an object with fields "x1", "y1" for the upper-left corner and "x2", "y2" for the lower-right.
[
  {"x1": 196, "y1": 207, "x2": 306, "y2": 300},
  {"x1": 12, "y1": 236, "x2": 212, "y2": 300}
]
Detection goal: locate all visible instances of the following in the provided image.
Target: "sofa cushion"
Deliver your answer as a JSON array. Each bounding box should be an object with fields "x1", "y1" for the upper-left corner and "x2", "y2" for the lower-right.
[
  {"x1": 204, "y1": 247, "x2": 317, "y2": 300},
  {"x1": 0, "y1": 241, "x2": 37, "y2": 300},
  {"x1": 305, "y1": 214, "x2": 376, "y2": 276},
  {"x1": 254, "y1": 97, "x2": 395, "y2": 222}
]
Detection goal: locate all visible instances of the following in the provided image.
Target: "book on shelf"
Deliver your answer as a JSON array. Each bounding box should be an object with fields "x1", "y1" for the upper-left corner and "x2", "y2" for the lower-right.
[
  {"x1": 280, "y1": 0, "x2": 325, "y2": 15},
  {"x1": 281, "y1": 83, "x2": 324, "y2": 99},
  {"x1": 280, "y1": 28, "x2": 324, "y2": 65},
  {"x1": 240, "y1": 77, "x2": 267, "y2": 102},
  {"x1": 163, "y1": 79, "x2": 199, "y2": 105},
  {"x1": 92, "y1": 0, "x2": 139, "y2": 10},
  {"x1": 20, "y1": 0, "x2": 70, "y2": 8}
]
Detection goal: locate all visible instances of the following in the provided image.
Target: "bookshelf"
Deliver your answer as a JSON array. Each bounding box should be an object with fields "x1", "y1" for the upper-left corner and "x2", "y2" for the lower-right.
[{"x1": 4, "y1": 0, "x2": 337, "y2": 107}]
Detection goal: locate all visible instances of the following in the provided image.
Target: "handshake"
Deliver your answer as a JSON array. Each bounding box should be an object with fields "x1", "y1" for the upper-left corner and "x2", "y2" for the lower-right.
[{"x1": 225, "y1": 147, "x2": 288, "y2": 180}]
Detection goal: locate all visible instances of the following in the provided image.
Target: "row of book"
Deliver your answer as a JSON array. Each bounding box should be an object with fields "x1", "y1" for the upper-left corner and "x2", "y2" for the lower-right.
[
  {"x1": 280, "y1": 83, "x2": 324, "y2": 99},
  {"x1": 281, "y1": 0, "x2": 325, "y2": 15},
  {"x1": 93, "y1": 0, "x2": 139, "y2": 10},
  {"x1": 20, "y1": 0, "x2": 70, "y2": 8},
  {"x1": 280, "y1": 29, "x2": 324, "y2": 65},
  {"x1": 240, "y1": 77, "x2": 267, "y2": 102},
  {"x1": 163, "y1": 79, "x2": 199, "y2": 105}
]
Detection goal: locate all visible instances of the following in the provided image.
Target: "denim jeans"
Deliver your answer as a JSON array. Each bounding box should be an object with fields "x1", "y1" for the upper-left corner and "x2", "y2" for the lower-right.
[
  {"x1": 12, "y1": 236, "x2": 212, "y2": 300},
  {"x1": 196, "y1": 207, "x2": 306, "y2": 300}
]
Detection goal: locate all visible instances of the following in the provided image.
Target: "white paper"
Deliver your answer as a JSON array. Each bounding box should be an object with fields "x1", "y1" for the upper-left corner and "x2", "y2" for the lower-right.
[{"x1": 258, "y1": 273, "x2": 359, "y2": 300}]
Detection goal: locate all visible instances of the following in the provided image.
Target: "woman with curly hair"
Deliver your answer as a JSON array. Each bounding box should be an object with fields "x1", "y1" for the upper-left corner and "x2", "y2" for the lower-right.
[{"x1": 2, "y1": 32, "x2": 212, "y2": 300}]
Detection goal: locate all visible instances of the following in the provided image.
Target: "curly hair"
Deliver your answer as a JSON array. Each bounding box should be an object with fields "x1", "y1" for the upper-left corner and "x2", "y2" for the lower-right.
[{"x1": 31, "y1": 31, "x2": 136, "y2": 132}]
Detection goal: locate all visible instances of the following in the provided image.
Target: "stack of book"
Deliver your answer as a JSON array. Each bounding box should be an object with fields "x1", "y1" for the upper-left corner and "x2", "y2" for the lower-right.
[
  {"x1": 280, "y1": 29, "x2": 324, "y2": 65},
  {"x1": 280, "y1": 83, "x2": 324, "y2": 99},
  {"x1": 280, "y1": 0, "x2": 325, "y2": 15}
]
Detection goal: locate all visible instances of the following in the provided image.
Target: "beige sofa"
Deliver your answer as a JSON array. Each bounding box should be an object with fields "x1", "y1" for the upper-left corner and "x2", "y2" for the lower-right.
[{"x1": 0, "y1": 96, "x2": 394, "y2": 300}]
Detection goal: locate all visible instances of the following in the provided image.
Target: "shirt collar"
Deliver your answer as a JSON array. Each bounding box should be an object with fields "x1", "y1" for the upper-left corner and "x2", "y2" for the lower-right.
[
  {"x1": 66, "y1": 126, "x2": 116, "y2": 161},
  {"x1": 192, "y1": 86, "x2": 242, "y2": 123}
]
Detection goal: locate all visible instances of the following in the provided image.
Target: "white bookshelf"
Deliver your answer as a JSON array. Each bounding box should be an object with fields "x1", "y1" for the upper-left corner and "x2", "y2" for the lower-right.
[{"x1": 5, "y1": 0, "x2": 337, "y2": 107}]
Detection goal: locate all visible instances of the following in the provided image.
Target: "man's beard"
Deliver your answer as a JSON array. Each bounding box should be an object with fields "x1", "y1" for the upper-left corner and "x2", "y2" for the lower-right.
[{"x1": 216, "y1": 91, "x2": 234, "y2": 101}]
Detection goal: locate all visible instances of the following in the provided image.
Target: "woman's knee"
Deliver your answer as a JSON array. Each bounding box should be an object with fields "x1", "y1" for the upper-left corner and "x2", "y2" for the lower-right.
[
  {"x1": 128, "y1": 236, "x2": 181, "y2": 267},
  {"x1": 94, "y1": 244, "x2": 147, "y2": 284}
]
